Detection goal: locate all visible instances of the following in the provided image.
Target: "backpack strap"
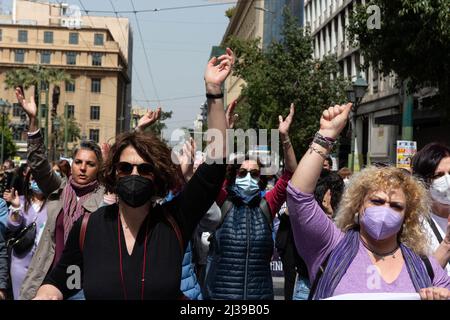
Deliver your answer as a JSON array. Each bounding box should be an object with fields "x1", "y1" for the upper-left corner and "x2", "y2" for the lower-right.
[
  {"x1": 164, "y1": 211, "x2": 184, "y2": 256},
  {"x1": 307, "y1": 252, "x2": 331, "y2": 300},
  {"x1": 218, "y1": 199, "x2": 234, "y2": 228},
  {"x1": 420, "y1": 256, "x2": 435, "y2": 283},
  {"x1": 79, "y1": 212, "x2": 92, "y2": 253},
  {"x1": 259, "y1": 197, "x2": 272, "y2": 230},
  {"x1": 428, "y1": 217, "x2": 444, "y2": 243}
]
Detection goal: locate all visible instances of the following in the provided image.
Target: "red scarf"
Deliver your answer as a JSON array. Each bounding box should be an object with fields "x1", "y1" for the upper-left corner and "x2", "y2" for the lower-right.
[{"x1": 62, "y1": 176, "x2": 99, "y2": 243}]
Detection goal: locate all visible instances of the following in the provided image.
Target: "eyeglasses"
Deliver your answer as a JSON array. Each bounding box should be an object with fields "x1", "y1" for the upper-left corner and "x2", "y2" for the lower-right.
[
  {"x1": 237, "y1": 168, "x2": 260, "y2": 179},
  {"x1": 116, "y1": 162, "x2": 154, "y2": 176}
]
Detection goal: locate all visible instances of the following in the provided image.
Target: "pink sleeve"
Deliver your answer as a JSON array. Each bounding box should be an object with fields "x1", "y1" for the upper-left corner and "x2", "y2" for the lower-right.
[
  {"x1": 265, "y1": 171, "x2": 293, "y2": 218},
  {"x1": 216, "y1": 188, "x2": 228, "y2": 207}
]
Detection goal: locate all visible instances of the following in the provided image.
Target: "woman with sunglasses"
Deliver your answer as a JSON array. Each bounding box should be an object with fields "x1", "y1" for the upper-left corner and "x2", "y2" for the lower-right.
[
  {"x1": 287, "y1": 103, "x2": 449, "y2": 300},
  {"x1": 204, "y1": 104, "x2": 298, "y2": 300},
  {"x1": 32, "y1": 48, "x2": 234, "y2": 300}
]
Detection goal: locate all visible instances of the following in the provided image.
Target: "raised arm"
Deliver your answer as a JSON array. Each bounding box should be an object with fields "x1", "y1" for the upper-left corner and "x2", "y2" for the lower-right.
[
  {"x1": 291, "y1": 103, "x2": 352, "y2": 193},
  {"x1": 265, "y1": 103, "x2": 298, "y2": 215},
  {"x1": 135, "y1": 107, "x2": 161, "y2": 133},
  {"x1": 204, "y1": 48, "x2": 234, "y2": 160},
  {"x1": 287, "y1": 103, "x2": 351, "y2": 282},
  {"x1": 15, "y1": 88, "x2": 62, "y2": 195}
]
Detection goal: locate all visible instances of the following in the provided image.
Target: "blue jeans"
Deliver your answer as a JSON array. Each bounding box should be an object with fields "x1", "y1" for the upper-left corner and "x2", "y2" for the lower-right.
[
  {"x1": 292, "y1": 275, "x2": 311, "y2": 300},
  {"x1": 67, "y1": 290, "x2": 85, "y2": 300}
]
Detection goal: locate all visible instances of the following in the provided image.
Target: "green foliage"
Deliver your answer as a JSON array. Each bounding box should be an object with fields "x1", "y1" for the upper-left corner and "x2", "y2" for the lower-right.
[
  {"x1": 225, "y1": 10, "x2": 348, "y2": 156},
  {"x1": 144, "y1": 110, "x2": 173, "y2": 139},
  {"x1": 348, "y1": 0, "x2": 450, "y2": 119},
  {"x1": 225, "y1": 6, "x2": 236, "y2": 19},
  {"x1": 0, "y1": 119, "x2": 18, "y2": 160}
]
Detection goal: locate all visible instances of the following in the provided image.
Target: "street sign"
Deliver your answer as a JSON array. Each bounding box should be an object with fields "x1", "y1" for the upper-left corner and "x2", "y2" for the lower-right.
[{"x1": 396, "y1": 140, "x2": 417, "y2": 170}]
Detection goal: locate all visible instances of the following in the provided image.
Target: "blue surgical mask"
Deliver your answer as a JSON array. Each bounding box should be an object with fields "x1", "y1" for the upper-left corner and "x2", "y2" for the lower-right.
[
  {"x1": 235, "y1": 173, "x2": 260, "y2": 201},
  {"x1": 30, "y1": 181, "x2": 44, "y2": 195}
]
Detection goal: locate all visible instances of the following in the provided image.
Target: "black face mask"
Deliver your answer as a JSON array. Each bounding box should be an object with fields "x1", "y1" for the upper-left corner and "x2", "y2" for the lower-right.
[{"x1": 116, "y1": 175, "x2": 155, "y2": 208}]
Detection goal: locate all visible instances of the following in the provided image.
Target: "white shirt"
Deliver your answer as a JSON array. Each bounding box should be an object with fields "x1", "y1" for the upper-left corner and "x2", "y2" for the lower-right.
[{"x1": 424, "y1": 213, "x2": 450, "y2": 275}]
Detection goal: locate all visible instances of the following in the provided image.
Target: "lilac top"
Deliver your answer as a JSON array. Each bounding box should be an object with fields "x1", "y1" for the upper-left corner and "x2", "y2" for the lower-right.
[
  {"x1": 286, "y1": 182, "x2": 450, "y2": 296},
  {"x1": 7, "y1": 197, "x2": 48, "y2": 300}
]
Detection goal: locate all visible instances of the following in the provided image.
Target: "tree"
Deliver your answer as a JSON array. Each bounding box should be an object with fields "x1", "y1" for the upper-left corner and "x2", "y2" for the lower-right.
[
  {"x1": 225, "y1": 10, "x2": 348, "y2": 157},
  {"x1": 144, "y1": 110, "x2": 173, "y2": 139},
  {"x1": 225, "y1": 6, "x2": 236, "y2": 19},
  {"x1": 348, "y1": 0, "x2": 450, "y2": 121},
  {"x1": 0, "y1": 122, "x2": 18, "y2": 161},
  {"x1": 54, "y1": 114, "x2": 81, "y2": 155},
  {"x1": 4, "y1": 65, "x2": 72, "y2": 148}
]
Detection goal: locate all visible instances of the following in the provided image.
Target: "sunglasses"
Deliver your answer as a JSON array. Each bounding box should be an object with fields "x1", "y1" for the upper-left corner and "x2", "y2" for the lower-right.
[
  {"x1": 116, "y1": 162, "x2": 154, "y2": 176},
  {"x1": 237, "y1": 168, "x2": 260, "y2": 179}
]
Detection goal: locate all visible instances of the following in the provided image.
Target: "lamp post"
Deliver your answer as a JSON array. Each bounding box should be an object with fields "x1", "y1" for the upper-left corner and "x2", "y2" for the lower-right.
[
  {"x1": 0, "y1": 99, "x2": 12, "y2": 164},
  {"x1": 346, "y1": 74, "x2": 368, "y2": 172},
  {"x1": 53, "y1": 117, "x2": 60, "y2": 161}
]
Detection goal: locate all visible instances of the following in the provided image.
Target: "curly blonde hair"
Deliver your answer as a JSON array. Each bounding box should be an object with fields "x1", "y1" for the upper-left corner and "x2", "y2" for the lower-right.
[{"x1": 334, "y1": 166, "x2": 431, "y2": 256}]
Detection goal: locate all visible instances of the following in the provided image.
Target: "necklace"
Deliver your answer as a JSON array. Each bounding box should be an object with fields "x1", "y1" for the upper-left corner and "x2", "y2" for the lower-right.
[
  {"x1": 360, "y1": 237, "x2": 400, "y2": 261},
  {"x1": 117, "y1": 211, "x2": 150, "y2": 300}
]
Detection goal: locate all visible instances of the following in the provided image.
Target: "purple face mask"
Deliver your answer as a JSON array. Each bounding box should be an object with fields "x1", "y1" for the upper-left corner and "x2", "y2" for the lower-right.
[{"x1": 360, "y1": 206, "x2": 404, "y2": 241}]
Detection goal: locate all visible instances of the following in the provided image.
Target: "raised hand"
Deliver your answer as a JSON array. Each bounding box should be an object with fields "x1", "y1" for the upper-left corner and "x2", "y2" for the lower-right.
[
  {"x1": 419, "y1": 287, "x2": 449, "y2": 300},
  {"x1": 100, "y1": 142, "x2": 111, "y2": 162},
  {"x1": 204, "y1": 48, "x2": 234, "y2": 88},
  {"x1": 318, "y1": 103, "x2": 352, "y2": 140},
  {"x1": 15, "y1": 87, "x2": 37, "y2": 119},
  {"x1": 178, "y1": 138, "x2": 196, "y2": 181},
  {"x1": 225, "y1": 100, "x2": 238, "y2": 129},
  {"x1": 278, "y1": 103, "x2": 295, "y2": 137},
  {"x1": 4, "y1": 188, "x2": 20, "y2": 208},
  {"x1": 136, "y1": 107, "x2": 162, "y2": 132}
]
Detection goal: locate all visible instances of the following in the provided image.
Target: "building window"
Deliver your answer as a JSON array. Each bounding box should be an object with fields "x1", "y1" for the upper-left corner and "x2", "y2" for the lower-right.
[
  {"x1": 18, "y1": 30, "x2": 28, "y2": 42},
  {"x1": 40, "y1": 104, "x2": 47, "y2": 118},
  {"x1": 67, "y1": 104, "x2": 75, "y2": 118},
  {"x1": 44, "y1": 31, "x2": 53, "y2": 44},
  {"x1": 0, "y1": 29, "x2": 2, "y2": 41},
  {"x1": 15, "y1": 49, "x2": 25, "y2": 63},
  {"x1": 66, "y1": 52, "x2": 77, "y2": 65},
  {"x1": 12, "y1": 103, "x2": 22, "y2": 117},
  {"x1": 41, "y1": 51, "x2": 51, "y2": 64},
  {"x1": 94, "y1": 33, "x2": 104, "y2": 45},
  {"x1": 92, "y1": 53, "x2": 102, "y2": 66},
  {"x1": 65, "y1": 81, "x2": 75, "y2": 92},
  {"x1": 89, "y1": 129, "x2": 99, "y2": 143},
  {"x1": 90, "y1": 106, "x2": 100, "y2": 120},
  {"x1": 69, "y1": 32, "x2": 79, "y2": 45},
  {"x1": 91, "y1": 78, "x2": 101, "y2": 93}
]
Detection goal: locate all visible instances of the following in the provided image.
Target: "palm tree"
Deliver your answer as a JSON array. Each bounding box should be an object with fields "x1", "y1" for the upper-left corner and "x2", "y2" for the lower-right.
[{"x1": 4, "y1": 65, "x2": 72, "y2": 154}]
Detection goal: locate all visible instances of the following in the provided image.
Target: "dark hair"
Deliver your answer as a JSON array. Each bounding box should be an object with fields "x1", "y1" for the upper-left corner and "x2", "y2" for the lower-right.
[
  {"x1": 57, "y1": 159, "x2": 71, "y2": 178},
  {"x1": 103, "y1": 132, "x2": 181, "y2": 196},
  {"x1": 226, "y1": 155, "x2": 268, "y2": 190},
  {"x1": 3, "y1": 159, "x2": 15, "y2": 169},
  {"x1": 324, "y1": 156, "x2": 332, "y2": 166},
  {"x1": 23, "y1": 170, "x2": 47, "y2": 213},
  {"x1": 314, "y1": 169, "x2": 344, "y2": 215},
  {"x1": 412, "y1": 142, "x2": 450, "y2": 183}
]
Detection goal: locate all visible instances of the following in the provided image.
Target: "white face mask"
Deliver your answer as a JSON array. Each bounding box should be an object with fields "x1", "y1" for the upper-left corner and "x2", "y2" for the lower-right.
[{"x1": 430, "y1": 173, "x2": 450, "y2": 205}]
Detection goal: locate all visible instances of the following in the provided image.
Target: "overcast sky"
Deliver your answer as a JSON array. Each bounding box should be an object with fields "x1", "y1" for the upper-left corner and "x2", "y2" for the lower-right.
[{"x1": 4, "y1": 0, "x2": 236, "y2": 140}]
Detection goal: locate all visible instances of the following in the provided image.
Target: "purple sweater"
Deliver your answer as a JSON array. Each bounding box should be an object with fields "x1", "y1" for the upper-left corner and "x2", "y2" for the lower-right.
[
  {"x1": 286, "y1": 182, "x2": 450, "y2": 296},
  {"x1": 7, "y1": 197, "x2": 48, "y2": 300}
]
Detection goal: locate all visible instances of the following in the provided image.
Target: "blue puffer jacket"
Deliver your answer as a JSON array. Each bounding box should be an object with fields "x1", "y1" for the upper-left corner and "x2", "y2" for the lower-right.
[
  {"x1": 204, "y1": 192, "x2": 274, "y2": 300},
  {"x1": 180, "y1": 241, "x2": 203, "y2": 300}
]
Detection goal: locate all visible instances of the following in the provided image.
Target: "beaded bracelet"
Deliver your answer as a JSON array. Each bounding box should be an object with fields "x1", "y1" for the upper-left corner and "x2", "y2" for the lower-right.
[
  {"x1": 308, "y1": 143, "x2": 329, "y2": 160},
  {"x1": 313, "y1": 132, "x2": 336, "y2": 150}
]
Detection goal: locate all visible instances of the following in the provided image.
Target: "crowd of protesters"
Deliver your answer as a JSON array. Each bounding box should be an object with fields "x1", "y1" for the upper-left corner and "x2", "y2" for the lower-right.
[{"x1": 0, "y1": 48, "x2": 448, "y2": 300}]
